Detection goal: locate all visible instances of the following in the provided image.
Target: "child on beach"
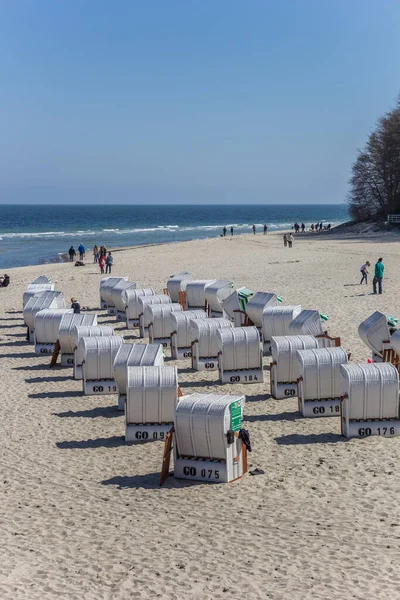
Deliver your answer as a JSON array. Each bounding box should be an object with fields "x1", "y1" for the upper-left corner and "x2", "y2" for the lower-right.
[
  {"x1": 360, "y1": 261, "x2": 370, "y2": 285},
  {"x1": 93, "y1": 245, "x2": 99, "y2": 263},
  {"x1": 99, "y1": 254, "x2": 106, "y2": 274}
]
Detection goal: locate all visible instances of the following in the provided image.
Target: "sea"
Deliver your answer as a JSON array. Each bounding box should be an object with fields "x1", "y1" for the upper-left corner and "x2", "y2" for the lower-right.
[{"x1": 0, "y1": 204, "x2": 349, "y2": 269}]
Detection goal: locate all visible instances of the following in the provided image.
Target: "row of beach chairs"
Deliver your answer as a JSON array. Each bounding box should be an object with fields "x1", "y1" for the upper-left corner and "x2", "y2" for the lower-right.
[{"x1": 20, "y1": 273, "x2": 400, "y2": 484}]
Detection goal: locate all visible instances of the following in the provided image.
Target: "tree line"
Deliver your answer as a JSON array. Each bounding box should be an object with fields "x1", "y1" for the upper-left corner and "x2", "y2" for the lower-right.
[{"x1": 348, "y1": 98, "x2": 400, "y2": 222}]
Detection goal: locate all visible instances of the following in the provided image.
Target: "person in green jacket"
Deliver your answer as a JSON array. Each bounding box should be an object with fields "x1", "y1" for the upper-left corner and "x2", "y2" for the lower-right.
[{"x1": 373, "y1": 257, "x2": 384, "y2": 294}]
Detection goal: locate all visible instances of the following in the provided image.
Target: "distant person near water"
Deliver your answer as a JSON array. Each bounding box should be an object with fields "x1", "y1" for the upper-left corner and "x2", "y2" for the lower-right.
[
  {"x1": 93, "y1": 245, "x2": 99, "y2": 263},
  {"x1": 100, "y1": 245, "x2": 107, "y2": 257},
  {"x1": 301, "y1": 222, "x2": 305, "y2": 233},
  {"x1": 287, "y1": 233, "x2": 294, "y2": 248},
  {"x1": 252, "y1": 224, "x2": 256, "y2": 235},
  {"x1": 283, "y1": 233, "x2": 287, "y2": 247},
  {"x1": 78, "y1": 243, "x2": 85, "y2": 261},
  {"x1": 373, "y1": 258, "x2": 384, "y2": 295},
  {"x1": 230, "y1": 226, "x2": 234, "y2": 236},
  {"x1": 263, "y1": 224, "x2": 267, "y2": 235},
  {"x1": 360, "y1": 261, "x2": 370, "y2": 285},
  {"x1": 68, "y1": 246, "x2": 76, "y2": 262},
  {"x1": 106, "y1": 252, "x2": 113, "y2": 274},
  {"x1": 223, "y1": 226, "x2": 227, "y2": 237}
]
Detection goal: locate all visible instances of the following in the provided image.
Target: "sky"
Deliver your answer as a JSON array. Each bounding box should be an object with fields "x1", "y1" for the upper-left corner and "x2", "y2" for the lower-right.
[{"x1": 1, "y1": 0, "x2": 400, "y2": 205}]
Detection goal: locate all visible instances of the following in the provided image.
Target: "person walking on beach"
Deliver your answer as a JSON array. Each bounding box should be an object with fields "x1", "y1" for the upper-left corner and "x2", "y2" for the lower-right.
[
  {"x1": 301, "y1": 222, "x2": 305, "y2": 233},
  {"x1": 263, "y1": 224, "x2": 267, "y2": 235},
  {"x1": 68, "y1": 246, "x2": 76, "y2": 262},
  {"x1": 283, "y1": 233, "x2": 287, "y2": 247},
  {"x1": 99, "y1": 254, "x2": 106, "y2": 274},
  {"x1": 106, "y1": 251, "x2": 113, "y2": 274},
  {"x1": 78, "y1": 243, "x2": 85, "y2": 261},
  {"x1": 223, "y1": 226, "x2": 227, "y2": 237},
  {"x1": 230, "y1": 226, "x2": 234, "y2": 236},
  {"x1": 93, "y1": 244, "x2": 99, "y2": 263},
  {"x1": 360, "y1": 261, "x2": 370, "y2": 285},
  {"x1": 252, "y1": 224, "x2": 256, "y2": 235},
  {"x1": 373, "y1": 258, "x2": 384, "y2": 295},
  {"x1": 287, "y1": 233, "x2": 293, "y2": 248}
]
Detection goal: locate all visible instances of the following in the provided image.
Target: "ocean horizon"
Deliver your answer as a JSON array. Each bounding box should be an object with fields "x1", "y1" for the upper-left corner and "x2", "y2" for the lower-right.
[{"x1": 0, "y1": 203, "x2": 349, "y2": 269}]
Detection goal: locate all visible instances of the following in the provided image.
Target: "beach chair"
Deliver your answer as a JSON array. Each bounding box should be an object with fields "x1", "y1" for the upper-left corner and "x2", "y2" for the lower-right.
[
  {"x1": 79, "y1": 336, "x2": 124, "y2": 395},
  {"x1": 166, "y1": 272, "x2": 193, "y2": 302},
  {"x1": 113, "y1": 343, "x2": 165, "y2": 410},
  {"x1": 72, "y1": 325, "x2": 115, "y2": 379},
  {"x1": 262, "y1": 305, "x2": 302, "y2": 355},
  {"x1": 31, "y1": 276, "x2": 52, "y2": 285},
  {"x1": 24, "y1": 291, "x2": 65, "y2": 342},
  {"x1": 358, "y1": 311, "x2": 392, "y2": 362},
  {"x1": 170, "y1": 310, "x2": 208, "y2": 359},
  {"x1": 172, "y1": 393, "x2": 247, "y2": 483},
  {"x1": 107, "y1": 280, "x2": 136, "y2": 318},
  {"x1": 138, "y1": 294, "x2": 172, "y2": 338},
  {"x1": 245, "y1": 292, "x2": 279, "y2": 329},
  {"x1": 340, "y1": 363, "x2": 400, "y2": 437},
  {"x1": 288, "y1": 309, "x2": 325, "y2": 337},
  {"x1": 190, "y1": 318, "x2": 232, "y2": 371},
  {"x1": 296, "y1": 347, "x2": 348, "y2": 417},
  {"x1": 184, "y1": 280, "x2": 216, "y2": 311},
  {"x1": 204, "y1": 280, "x2": 234, "y2": 317},
  {"x1": 33, "y1": 308, "x2": 74, "y2": 355},
  {"x1": 23, "y1": 283, "x2": 55, "y2": 308},
  {"x1": 99, "y1": 277, "x2": 128, "y2": 310},
  {"x1": 270, "y1": 335, "x2": 318, "y2": 399},
  {"x1": 125, "y1": 366, "x2": 179, "y2": 442},
  {"x1": 221, "y1": 287, "x2": 254, "y2": 326},
  {"x1": 123, "y1": 288, "x2": 155, "y2": 329},
  {"x1": 58, "y1": 313, "x2": 97, "y2": 366},
  {"x1": 147, "y1": 303, "x2": 183, "y2": 348},
  {"x1": 217, "y1": 326, "x2": 263, "y2": 384}
]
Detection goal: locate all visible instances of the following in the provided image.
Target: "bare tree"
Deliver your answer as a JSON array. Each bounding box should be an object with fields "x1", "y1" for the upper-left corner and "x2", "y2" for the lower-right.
[{"x1": 348, "y1": 100, "x2": 400, "y2": 221}]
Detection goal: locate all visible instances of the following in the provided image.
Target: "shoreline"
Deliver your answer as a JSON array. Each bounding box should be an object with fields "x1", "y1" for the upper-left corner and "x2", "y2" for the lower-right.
[{"x1": 8, "y1": 224, "x2": 353, "y2": 270}]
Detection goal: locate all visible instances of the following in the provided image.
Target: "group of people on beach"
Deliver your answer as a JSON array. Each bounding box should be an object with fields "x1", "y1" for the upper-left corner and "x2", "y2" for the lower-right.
[
  {"x1": 222, "y1": 224, "x2": 269, "y2": 236},
  {"x1": 67, "y1": 243, "x2": 114, "y2": 274},
  {"x1": 360, "y1": 258, "x2": 384, "y2": 294}
]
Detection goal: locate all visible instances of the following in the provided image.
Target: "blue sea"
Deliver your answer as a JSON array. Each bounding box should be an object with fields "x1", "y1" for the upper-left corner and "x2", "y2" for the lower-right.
[{"x1": 0, "y1": 204, "x2": 349, "y2": 269}]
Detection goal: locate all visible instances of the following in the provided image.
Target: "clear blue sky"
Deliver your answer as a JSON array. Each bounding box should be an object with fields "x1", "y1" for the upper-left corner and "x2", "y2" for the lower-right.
[{"x1": 1, "y1": 0, "x2": 400, "y2": 205}]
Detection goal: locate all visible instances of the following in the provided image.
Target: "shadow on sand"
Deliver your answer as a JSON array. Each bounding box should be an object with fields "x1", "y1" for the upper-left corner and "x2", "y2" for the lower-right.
[
  {"x1": 55, "y1": 405, "x2": 121, "y2": 419},
  {"x1": 274, "y1": 432, "x2": 347, "y2": 445},
  {"x1": 57, "y1": 435, "x2": 125, "y2": 449}
]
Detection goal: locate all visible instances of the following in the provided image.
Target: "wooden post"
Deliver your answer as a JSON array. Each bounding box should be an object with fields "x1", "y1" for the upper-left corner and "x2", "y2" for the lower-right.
[
  {"x1": 159, "y1": 427, "x2": 174, "y2": 486},
  {"x1": 50, "y1": 340, "x2": 61, "y2": 368}
]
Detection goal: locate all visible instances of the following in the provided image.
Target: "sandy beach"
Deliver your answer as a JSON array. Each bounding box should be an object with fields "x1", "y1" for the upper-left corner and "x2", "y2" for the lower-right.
[{"x1": 1, "y1": 230, "x2": 400, "y2": 600}]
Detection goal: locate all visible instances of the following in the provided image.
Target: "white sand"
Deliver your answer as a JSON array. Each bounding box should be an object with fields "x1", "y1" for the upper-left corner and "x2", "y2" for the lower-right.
[{"x1": 1, "y1": 231, "x2": 400, "y2": 600}]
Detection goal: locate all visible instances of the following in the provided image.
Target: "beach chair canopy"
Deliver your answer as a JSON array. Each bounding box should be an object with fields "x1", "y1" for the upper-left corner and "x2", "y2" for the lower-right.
[
  {"x1": 246, "y1": 292, "x2": 278, "y2": 327},
  {"x1": 125, "y1": 365, "x2": 179, "y2": 424},
  {"x1": 218, "y1": 326, "x2": 261, "y2": 371},
  {"x1": 190, "y1": 318, "x2": 232, "y2": 358},
  {"x1": 113, "y1": 343, "x2": 164, "y2": 394},
  {"x1": 78, "y1": 336, "x2": 123, "y2": 380},
  {"x1": 341, "y1": 362, "x2": 399, "y2": 420},
  {"x1": 59, "y1": 313, "x2": 98, "y2": 354},
  {"x1": 358, "y1": 311, "x2": 391, "y2": 356},
  {"x1": 175, "y1": 393, "x2": 245, "y2": 460},
  {"x1": 271, "y1": 335, "x2": 318, "y2": 383},
  {"x1": 296, "y1": 346, "x2": 348, "y2": 400}
]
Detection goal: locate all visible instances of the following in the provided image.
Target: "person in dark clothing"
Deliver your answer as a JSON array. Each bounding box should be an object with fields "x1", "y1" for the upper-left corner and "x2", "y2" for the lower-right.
[
  {"x1": 71, "y1": 297, "x2": 81, "y2": 313},
  {"x1": 373, "y1": 258, "x2": 384, "y2": 294},
  {"x1": 252, "y1": 224, "x2": 256, "y2": 235},
  {"x1": 106, "y1": 252, "x2": 113, "y2": 274},
  {"x1": 301, "y1": 223, "x2": 305, "y2": 233},
  {"x1": 230, "y1": 226, "x2": 234, "y2": 236},
  {"x1": 263, "y1": 224, "x2": 267, "y2": 235},
  {"x1": 223, "y1": 226, "x2": 227, "y2": 237},
  {"x1": 78, "y1": 243, "x2": 85, "y2": 261},
  {"x1": 68, "y1": 246, "x2": 76, "y2": 262}
]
